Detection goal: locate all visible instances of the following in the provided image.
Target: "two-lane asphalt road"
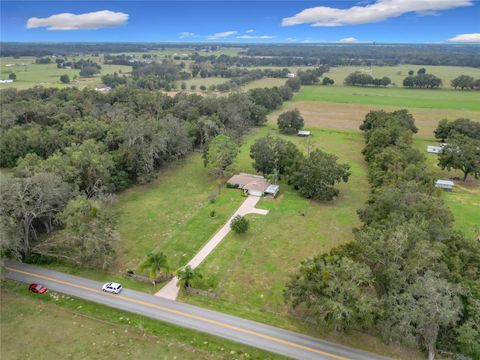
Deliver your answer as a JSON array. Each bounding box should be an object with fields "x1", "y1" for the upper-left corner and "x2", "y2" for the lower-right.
[{"x1": 4, "y1": 261, "x2": 388, "y2": 360}]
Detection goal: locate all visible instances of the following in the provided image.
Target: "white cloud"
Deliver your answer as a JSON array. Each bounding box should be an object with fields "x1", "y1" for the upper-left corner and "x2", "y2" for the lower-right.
[
  {"x1": 179, "y1": 32, "x2": 199, "y2": 39},
  {"x1": 286, "y1": 37, "x2": 297, "y2": 42},
  {"x1": 448, "y1": 33, "x2": 480, "y2": 43},
  {"x1": 207, "y1": 31, "x2": 237, "y2": 40},
  {"x1": 282, "y1": 0, "x2": 472, "y2": 27},
  {"x1": 237, "y1": 35, "x2": 274, "y2": 39},
  {"x1": 338, "y1": 37, "x2": 359, "y2": 43},
  {"x1": 26, "y1": 10, "x2": 128, "y2": 31},
  {"x1": 246, "y1": 29, "x2": 255, "y2": 33}
]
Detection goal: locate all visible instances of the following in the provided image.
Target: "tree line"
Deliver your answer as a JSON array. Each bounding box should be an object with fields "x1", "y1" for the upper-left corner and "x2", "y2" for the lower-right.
[
  {"x1": 344, "y1": 71, "x2": 392, "y2": 87},
  {"x1": 285, "y1": 110, "x2": 479, "y2": 359},
  {"x1": 0, "y1": 83, "x2": 297, "y2": 268}
]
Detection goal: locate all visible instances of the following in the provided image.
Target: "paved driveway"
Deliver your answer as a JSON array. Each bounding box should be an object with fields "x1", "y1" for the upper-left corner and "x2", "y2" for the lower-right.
[{"x1": 155, "y1": 195, "x2": 268, "y2": 300}]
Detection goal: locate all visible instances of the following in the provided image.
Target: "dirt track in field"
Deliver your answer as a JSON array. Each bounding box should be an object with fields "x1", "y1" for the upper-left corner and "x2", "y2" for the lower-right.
[{"x1": 269, "y1": 101, "x2": 480, "y2": 137}]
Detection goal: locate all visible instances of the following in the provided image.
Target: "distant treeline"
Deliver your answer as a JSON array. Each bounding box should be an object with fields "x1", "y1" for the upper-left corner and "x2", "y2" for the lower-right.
[
  {"x1": 3, "y1": 43, "x2": 479, "y2": 68},
  {"x1": 244, "y1": 44, "x2": 480, "y2": 68}
]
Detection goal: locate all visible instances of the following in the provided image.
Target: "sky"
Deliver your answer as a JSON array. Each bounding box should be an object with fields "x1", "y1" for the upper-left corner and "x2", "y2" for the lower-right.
[{"x1": 1, "y1": 1, "x2": 479, "y2": 44}]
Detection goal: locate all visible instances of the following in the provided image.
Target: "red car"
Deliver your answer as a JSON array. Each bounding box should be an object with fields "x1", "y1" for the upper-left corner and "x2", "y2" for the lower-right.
[{"x1": 29, "y1": 283, "x2": 47, "y2": 294}]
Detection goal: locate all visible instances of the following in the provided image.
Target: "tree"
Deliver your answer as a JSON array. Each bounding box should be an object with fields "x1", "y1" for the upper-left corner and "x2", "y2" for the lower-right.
[
  {"x1": 8, "y1": 72, "x2": 16, "y2": 80},
  {"x1": 140, "y1": 252, "x2": 169, "y2": 280},
  {"x1": 434, "y1": 118, "x2": 480, "y2": 141},
  {"x1": 322, "y1": 77, "x2": 334, "y2": 85},
  {"x1": 438, "y1": 134, "x2": 480, "y2": 181},
  {"x1": 285, "y1": 255, "x2": 379, "y2": 332},
  {"x1": 292, "y1": 149, "x2": 350, "y2": 201},
  {"x1": 434, "y1": 119, "x2": 451, "y2": 142},
  {"x1": 250, "y1": 135, "x2": 302, "y2": 177},
  {"x1": 277, "y1": 109, "x2": 304, "y2": 134},
  {"x1": 0, "y1": 172, "x2": 72, "y2": 258},
  {"x1": 408, "y1": 70, "x2": 414, "y2": 76},
  {"x1": 451, "y1": 75, "x2": 475, "y2": 90},
  {"x1": 381, "y1": 273, "x2": 461, "y2": 360},
  {"x1": 38, "y1": 195, "x2": 118, "y2": 270},
  {"x1": 285, "y1": 77, "x2": 301, "y2": 92},
  {"x1": 178, "y1": 265, "x2": 202, "y2": 288},
  {"x1": 417, "y1": 68, "x2": 427, "y2": 75},
  {"x1": 180, "y1": 82, "x2": 187, "y2": 90},
  {"x1": 59, "y1": 74, "x2": 70, "y2": 84},
  {"x1": 230, "y1": 215, "x2": 249, "y2": 234},
  {"x1": 79, "y1": 66, "x2": 100, "y2": 77},
  {"x1": 203, "y1": 134, "x2": 238, "y2": 177}
]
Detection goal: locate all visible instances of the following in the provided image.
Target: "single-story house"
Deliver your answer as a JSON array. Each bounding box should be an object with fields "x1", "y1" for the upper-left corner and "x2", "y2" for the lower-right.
[
  {"x1": 298, "y1": 130, "x2": 311, "y2": 137},
  {"x1": 286, "y1": 73, "x2": 296, "y2": 78},
  {"x1": 227, "y1": 173, "x2": 279, "y2": 197},
  {"x1": 435, "y1": 180, "x2": 454, "y2": 191},
  {"x1": 94, "y1": 86, "x2": 112, "y2": 92},
  {"x1": 427, "y1": 146, "x2": 442, "y2": 154}
]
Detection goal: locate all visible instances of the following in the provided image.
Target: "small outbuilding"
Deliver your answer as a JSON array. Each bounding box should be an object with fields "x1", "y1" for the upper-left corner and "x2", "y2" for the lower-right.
[
  {"x1": 94, "y1": 86, "x2": 112, "y2": 92},
  {"x1": 286, "y1": 73, "x2": 296, "y2": 78},
  {"x1": 298, "y1": 130, "x2": 311, "y2": 137},
  {"x1": 264, "y1": 184, "x2": 280, "y2": 197},
  {"x1": 0, "y1": 79, "x2": 14, "y2": 83},
  {"x1": 435, "y1": 180, "x2": 454, "y2": 191},
  {"x1": 427, "y1": 146, "x2": 442, "y2": 154}
]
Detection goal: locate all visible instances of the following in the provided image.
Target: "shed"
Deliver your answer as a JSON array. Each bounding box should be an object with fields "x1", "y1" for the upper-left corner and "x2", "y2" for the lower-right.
[
  {"x1": 286, "y1": 73, "x2": 296, "y2": 78},
  {"x1": 435, "y1": 180, "x2": 454, "y2": 191},
  {"x1": 298, "y1": 130, "x2": 311, "y2": 137},
  {"x1": 264, "y1": 184, "x2": 280, "y2": 197},
  {"x1": 94, "y1": 86, "x2": 112, "y2": 92},
  {"x1": 427, "y1": 146, "x2": 442, "y2": 154}
]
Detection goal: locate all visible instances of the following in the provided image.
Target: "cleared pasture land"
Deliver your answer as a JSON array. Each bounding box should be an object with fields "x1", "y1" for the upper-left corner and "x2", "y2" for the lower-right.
[
  {"x1": 114, "y1": 153, "x2": 245, "y2": 272},
  {"x1": 324, "y1": 64, "x2": 480, "y2": 89},
  {"x1": 414, "y1": 137, "x2": 480, "y2": 238},
  {"x1": 1, "y1": 281, "x2": 280, "y2": 360},
  {"x1": 294, "y1": 85, "x2": 480, "y2": 111},
  {"x1": 0, "y1": 56, "x2": 131, "y2": 89},
  {"x1": 270, "y1": 100, "x2": 480, "y2": 137}
]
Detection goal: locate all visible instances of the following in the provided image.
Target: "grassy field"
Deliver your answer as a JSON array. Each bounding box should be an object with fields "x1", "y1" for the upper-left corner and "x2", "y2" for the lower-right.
[
  {"x1": 293, "y1": 85, "x2": 480, "y2": 111},
  {"x1": 268, "y1": 100, "x2": 480, "y2": 137},
  {"x1": 185, "y1": 126, "x2": 368, "y2": 315},
  {"x1": 0, "y1": 56, "x2": 131, "y2": 89},
  {"x1": 113, "y1": 153, "x2": 245, "y2": 273},
  {"x1": 1, "y1": 280, "x2": 282, "y2": 360},
  {"x1": 324, "y1": 64, "x2": 480, "y2": 89},
  {"x1": 413, "y1": 137, "x2": 480, "y2": 238}
]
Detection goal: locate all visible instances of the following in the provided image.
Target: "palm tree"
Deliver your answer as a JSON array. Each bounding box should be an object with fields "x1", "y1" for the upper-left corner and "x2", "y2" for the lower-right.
[
  {"x1": 177, "y1": 265, "x2": 202, "y2": 288},
  {"x1": 140, "y1": 252, "x2": 169, "y2": 280}
]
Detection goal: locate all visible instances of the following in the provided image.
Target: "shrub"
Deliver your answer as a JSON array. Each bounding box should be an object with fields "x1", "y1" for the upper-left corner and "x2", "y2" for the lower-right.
[{"x1": 230, "y1": 215, "x2": 249, "y2": 234}]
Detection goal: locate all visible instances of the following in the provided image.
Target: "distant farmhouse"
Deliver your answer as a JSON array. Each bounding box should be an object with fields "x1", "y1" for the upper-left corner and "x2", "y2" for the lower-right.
[
  {"x1": 427, "y1": 145, "x2": 444, "y2": 154},
  {"x1": 227, "y1": 173, "x2": 279, "y2": 197},
  {"x1": 298, "y1": 130, "x2": 311, "y2": 137},
  {"x1": 435, "y1": 179, "x2": 454, "y2": 191},
  {"x1": 94, "y1": 86, "x2": 112, "y2": 92},
  {"x1": 286, "y1": 73, "x2": 296, "y2": 78}
]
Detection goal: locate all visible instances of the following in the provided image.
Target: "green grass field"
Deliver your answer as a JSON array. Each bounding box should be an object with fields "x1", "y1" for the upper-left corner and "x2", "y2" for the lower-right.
[
  {"x1": 324, "y1": 64, "x2": 480, "y2": 89},
  {"x1": 113, "y1": 154, "x2": 245, "y2": 272},
  {"x1": 293, "y1": 85, "x2": 480, "y2": 111},
  {"x1": 0, "y1": 56, "x2": 131, "y2": 89},
  {"x1": 413, "y1": 137, "x2": 480, "y2": 238},
  {"x1": 185, "y1": 126, "x2": 369, "y2": 319},
  {"x1": 1, "y1": 280, "x2": 282, "y2": 360}
]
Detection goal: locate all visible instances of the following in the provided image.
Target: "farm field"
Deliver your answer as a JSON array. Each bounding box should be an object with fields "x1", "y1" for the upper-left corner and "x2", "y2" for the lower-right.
[
  {"x1": 1, "y1": 281, "x2": 280, "y2": 360},
  {"x1": 0, "y1": 56, "x2": 131, "y2": 89},
  {"x1": 413, "y1": 137, "x2": 480, "y2": 238},
  {"x1": 293, "y1": 85, "x2": 480, "y2": 111},
  {"x1": 324, "y1": 64, "x2": 480, "y2": 89},
  {"x1": 269, "y1": 100, "x2": 480, "y2": 137}
]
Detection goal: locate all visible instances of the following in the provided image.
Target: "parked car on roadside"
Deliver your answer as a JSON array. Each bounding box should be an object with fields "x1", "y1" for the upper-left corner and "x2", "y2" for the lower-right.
[{"x1": 28, "y1": 283, "x2": 47, "y2": 294}]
